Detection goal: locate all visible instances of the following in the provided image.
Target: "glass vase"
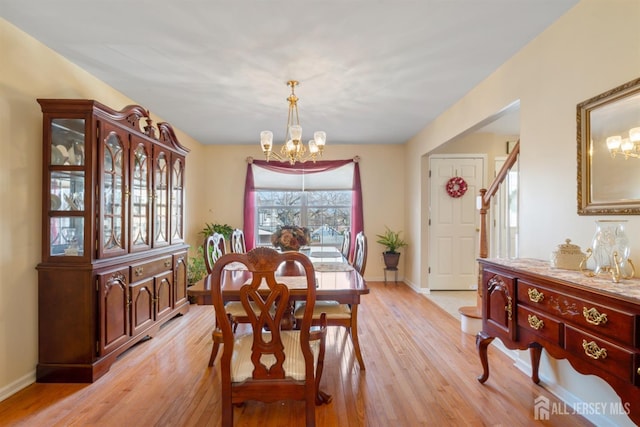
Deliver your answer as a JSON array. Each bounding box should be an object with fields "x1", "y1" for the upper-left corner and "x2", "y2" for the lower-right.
[{"x1": 590, "y1": 220, "x2": 630, "y2": 275}]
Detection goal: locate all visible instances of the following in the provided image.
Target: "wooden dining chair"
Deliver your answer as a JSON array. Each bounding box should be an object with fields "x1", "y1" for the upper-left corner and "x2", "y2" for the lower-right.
[
  {"x1": 204, "y1": 233, "x2": 228, "y2": 366},
  {"x1": 210, "y1": 248, "x2": 329, "y2": 427},
  {"x1": 230, "y1": 228, "x2": 246, "y2": 254},
  {"x1": 204, "y1": 232, "x2": 257, "y2": 366},
  {"x1": 352, "y1": 231, "x2": 368, "y2": 276},
  {"x1": 340, "y1": 229, "x2": 351, "y2": 262},
  {"x1": 294, "y1": 231, "x2": 368, "y2": 370},
  {"x1": 203, "y1": 232, "x2": 226, "y2": 272}
]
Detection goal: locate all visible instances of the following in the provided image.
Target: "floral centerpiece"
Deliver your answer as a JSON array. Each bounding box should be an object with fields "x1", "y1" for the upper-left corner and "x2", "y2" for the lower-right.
[{"x1": 271, "y1": 225, "x2": 311, "y2": 251}]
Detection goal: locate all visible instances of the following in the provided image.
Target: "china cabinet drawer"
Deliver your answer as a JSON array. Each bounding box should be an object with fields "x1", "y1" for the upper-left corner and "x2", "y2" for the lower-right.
[
  {"x1": 518, "y1": 280, "x2": 636, "y2": 346},
  {"x1": 517, "y1": 305, "x2": 562, "y2": 346},
  {"x1": 130, "y1": 256, "x2": 173, "y2": 281},
  {"x1": 565, "y1": 326, "x2": 635, "y2": 383}
]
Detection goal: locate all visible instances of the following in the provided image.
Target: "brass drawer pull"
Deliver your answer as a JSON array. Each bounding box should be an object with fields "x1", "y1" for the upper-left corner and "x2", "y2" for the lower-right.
[
  {"x1": 527, "y1": 314, "x2": 544, "y2": 330},
  {"x1": 528, "y1": 288, "x2": 544, "y2": 303},
  {"x1": 505, "y1": 296, "x2": 513, "y2": 321},
  {"x1": 164, "y1": 260, "x2": 171, "y2": 268},
  {"x1": 134, "y1": 267, "x2": 144, "y2": 277},
  {"x1": 582, "y1": 339, "x2": 607, "y2": 360},
  {"x1": 583, "y1": 307, "x2": 608, "y2": 326},
  {"x1": 110, "y1": 272, "x2": 125, "y2": 283}
]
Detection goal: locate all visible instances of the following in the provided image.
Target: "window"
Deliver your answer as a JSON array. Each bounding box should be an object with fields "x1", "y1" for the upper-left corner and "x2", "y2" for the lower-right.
[
  {"x1": 243, "y1": 158, "x2": 363, "y2": 252},
  {"x1": 255, "y1": 190, "x2": 351, "y2": 247}
]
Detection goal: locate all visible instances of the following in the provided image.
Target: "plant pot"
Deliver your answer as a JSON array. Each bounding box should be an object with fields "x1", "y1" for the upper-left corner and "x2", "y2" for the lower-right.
[{"x1": 382, "y1": 252, "x2": 401, "y2": 269}]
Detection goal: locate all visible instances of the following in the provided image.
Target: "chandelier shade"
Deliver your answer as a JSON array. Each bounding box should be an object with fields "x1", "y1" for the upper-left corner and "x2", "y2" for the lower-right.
[
  {"x1": 259, "y1": 80, "x2": 326, "y2": 164},
  {"x1": 606, "y1": 126, "x2": 640, "y2": 159}
]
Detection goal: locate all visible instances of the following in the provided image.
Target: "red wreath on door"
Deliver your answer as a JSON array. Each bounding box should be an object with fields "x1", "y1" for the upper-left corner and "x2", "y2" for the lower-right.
[{"x1": 445, "y1": 176, "x2": 468, "y2": 198}]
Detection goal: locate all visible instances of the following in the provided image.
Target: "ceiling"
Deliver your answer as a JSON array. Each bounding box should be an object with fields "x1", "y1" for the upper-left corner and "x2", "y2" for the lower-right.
[{"x1": 1, "y1": 1, "x2": 579, "y2": 146}]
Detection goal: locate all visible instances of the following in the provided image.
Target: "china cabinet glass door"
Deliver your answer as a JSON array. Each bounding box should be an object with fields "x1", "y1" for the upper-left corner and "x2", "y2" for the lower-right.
[
  {"x1": 170, "y1": 156, "x2": 185, "y2": 244},
  {"x1": 48, "y1": 118, "x2": 86, "y2": 258},
  {"x1": 130, "y1": 138, "x2": 152, "y2": 252},
  {"x1": 99, "y1": 125, "x2": 128, "y2": 258},
  {"x1": 153, "y1": 149, "x2": 170, "y2": 247}
]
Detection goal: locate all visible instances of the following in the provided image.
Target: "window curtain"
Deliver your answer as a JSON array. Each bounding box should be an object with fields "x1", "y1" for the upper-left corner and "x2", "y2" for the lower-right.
[{"x1": 243, "y1": 157, "x2": 363, "y2": 258}]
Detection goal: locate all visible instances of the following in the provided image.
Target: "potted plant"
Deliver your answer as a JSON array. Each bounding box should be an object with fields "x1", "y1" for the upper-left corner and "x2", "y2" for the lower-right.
[
  {"x1": 187, "y1": 246, "x2": 207, "y2": 286},
  {"x1": 376, "y1": 226, "x2": 408, "y2": 269},
  {"x1": 199, "y1": 222, "x2": 234, "y2": 240}
]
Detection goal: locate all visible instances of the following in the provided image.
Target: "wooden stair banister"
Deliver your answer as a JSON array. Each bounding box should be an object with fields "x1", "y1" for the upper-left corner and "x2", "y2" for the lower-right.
[
  {"x1": 459, "y1": 140, "x2": 520, "y2": 322},
  {"x1": 479, "y1": 140, "x2": 520, "y2": 258}
]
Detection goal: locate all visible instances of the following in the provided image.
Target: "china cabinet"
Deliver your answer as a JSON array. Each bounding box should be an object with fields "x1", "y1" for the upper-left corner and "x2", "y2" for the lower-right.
[
  {"x1": 476, "y1": 258, "x2": 640, "y2": 425},
  {"x1": 36, "y1": 99, "x2": 190, "y2": 382}
]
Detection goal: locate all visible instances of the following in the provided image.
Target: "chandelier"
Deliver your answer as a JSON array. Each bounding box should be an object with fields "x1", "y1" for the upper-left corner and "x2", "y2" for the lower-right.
[
  {"x1": 259, "y1": 80, "x2": 326, "y2": 164},
  {"x1": 606, "y1": 127, "x2": 640, "y2": 159}
]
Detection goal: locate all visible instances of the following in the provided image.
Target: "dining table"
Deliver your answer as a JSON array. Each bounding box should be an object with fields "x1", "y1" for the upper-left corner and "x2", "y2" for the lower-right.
[{"x1": 187, "y1": 246, "x2": 370, "y2": 367}]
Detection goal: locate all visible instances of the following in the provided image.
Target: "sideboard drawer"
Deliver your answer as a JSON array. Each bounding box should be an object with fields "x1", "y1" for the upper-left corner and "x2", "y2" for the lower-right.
[
  {"x1": 517, "y1": 305, "x2": 563, "y2": 346},
  {"x1": 518, "y1": 280, "x2": 636, "y2": 346},
  {"x1": 130, "y1": 256, "x2": 173, "y2": 282},
  {"x1": 565, "y1": 326, "x2": 635, "y2": 383}
]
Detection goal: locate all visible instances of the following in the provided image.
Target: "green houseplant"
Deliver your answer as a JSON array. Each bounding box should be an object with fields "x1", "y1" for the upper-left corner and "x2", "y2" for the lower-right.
[
  {"x1": 376, "y1": 226, "x2": 408, "y2": 269},
  {"x1": 187, "y1": 246, "x2": 207, "y2": 286},
  {"x1": 199, "y1": 222, "x2": 233, "y2": 240}
]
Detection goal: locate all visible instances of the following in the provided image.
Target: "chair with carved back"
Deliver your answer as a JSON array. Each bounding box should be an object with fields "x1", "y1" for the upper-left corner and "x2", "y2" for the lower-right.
[
  {"x1": 340, "y1": 229, "x2": 351, "y2": 263},
  {"x1": 293, "y1": 231, "x2": 368, "y2": 370},
  {"x1": 204, "y1": 232, "x2": 226, "y2": 272},
  {"x1": 204, "y1": 233, "x2": 228, "y2": 366},
  {"x1": 204, "y1": 232, "x2": 255, "y2": 366},
  {"x1": 352, "y1": 231, "x2": 368, "y2": 276},
  {"x1": 210, "y1": 248, "x2": 329, "y2": 427},
  {"x1": 230, "y1": 228, "x2": 247, "y2": 254}
]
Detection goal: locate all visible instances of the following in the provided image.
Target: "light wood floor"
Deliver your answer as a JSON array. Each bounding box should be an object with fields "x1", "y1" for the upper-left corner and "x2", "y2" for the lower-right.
[{"x1": 0, "y1": 282, "x2": 591, "y2": 426}]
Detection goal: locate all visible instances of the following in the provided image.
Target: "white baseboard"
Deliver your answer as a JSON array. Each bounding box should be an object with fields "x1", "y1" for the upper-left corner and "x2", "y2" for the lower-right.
[{"x1": 0, "y1": 370, "x2": 36, "y2": 403}]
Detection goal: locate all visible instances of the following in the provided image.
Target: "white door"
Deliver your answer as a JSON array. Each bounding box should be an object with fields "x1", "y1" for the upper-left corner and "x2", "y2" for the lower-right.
[{"x1": 429, "y1": 156, "x2": 485, "y2": 290}]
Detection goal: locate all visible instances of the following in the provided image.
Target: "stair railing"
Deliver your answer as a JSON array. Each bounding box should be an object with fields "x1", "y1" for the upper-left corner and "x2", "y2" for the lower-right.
[{"x1": 459, "y1": 140, "x2": 520, "y2": 320}]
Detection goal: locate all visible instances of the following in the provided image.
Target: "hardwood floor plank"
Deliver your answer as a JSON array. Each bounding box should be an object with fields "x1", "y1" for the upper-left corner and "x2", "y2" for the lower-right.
[{"x1": 0, "y1": 282, "x2": 593, "y2": 426}]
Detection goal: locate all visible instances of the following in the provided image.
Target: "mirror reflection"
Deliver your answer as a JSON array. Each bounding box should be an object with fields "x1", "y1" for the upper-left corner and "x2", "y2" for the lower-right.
[{"x1": 577, "y1": 77, "x2": 640, "y2": 215}]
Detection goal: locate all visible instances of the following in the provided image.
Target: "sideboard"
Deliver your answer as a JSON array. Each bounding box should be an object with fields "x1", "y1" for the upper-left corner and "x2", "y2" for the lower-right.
[{"x1": 476, "y1": 258, "x2": 639, "y2": 425}]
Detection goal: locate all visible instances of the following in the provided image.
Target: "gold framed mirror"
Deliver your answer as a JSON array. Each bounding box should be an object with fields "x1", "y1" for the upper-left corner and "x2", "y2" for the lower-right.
[{"x1": 577, "y1": 77, "x2": 640, "y2": 215}]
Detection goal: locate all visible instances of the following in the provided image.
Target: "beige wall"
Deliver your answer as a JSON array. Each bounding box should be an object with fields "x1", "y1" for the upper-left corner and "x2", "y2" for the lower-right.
[
  {"x1": 406, "y1": 0, "x2": 639, "y2": 424},
  {"x1": 0, "y1": 17, "x2": 406, "y2": 399}
]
